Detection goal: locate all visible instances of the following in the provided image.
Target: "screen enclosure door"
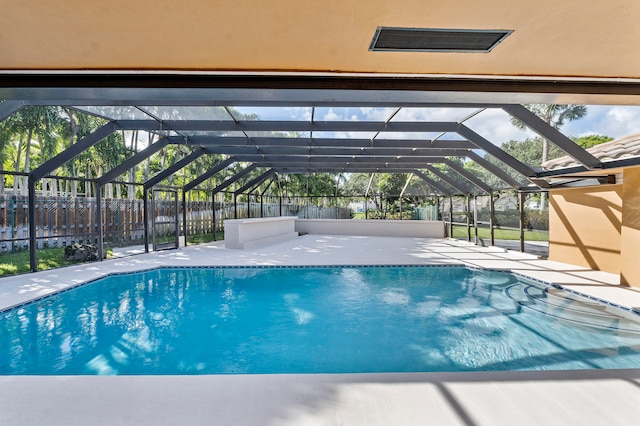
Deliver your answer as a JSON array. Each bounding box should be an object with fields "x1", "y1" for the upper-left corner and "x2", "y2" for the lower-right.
[{"x1": 151, "y1": 189, "x2": 179, "y2": 251}]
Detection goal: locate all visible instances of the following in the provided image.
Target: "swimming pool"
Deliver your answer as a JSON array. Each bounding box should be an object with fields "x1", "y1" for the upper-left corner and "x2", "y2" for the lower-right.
[{"x1": 1, "y1": 265, "x2": 639, "y2": 375}]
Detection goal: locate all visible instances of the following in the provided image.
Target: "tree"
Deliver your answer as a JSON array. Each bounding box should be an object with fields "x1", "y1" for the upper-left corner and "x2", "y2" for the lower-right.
[
  {"x1": 573, "y1": 134, "x2": 613, "y2": 149},
  {"x1": 463, "y1": 160, "x2": 509, "y2": 190},
  {"x1": 342, "y1": 173, "x2": 383, "y2": 210},
  {"x1": 279, "y1": 173, "x2": 339, "y2": 199},
  {"x1": 379, "y1": 173, "x2": 408, "y2": 201},
  {"x1": 501, "y1": 137, "x2": 564, "y2": 168},
  {"x1": 342, "y1": 173, "x2": 380, "y2": 197},
  {"x1": 511, "y1": 104, "x2": 587, "y2": 165},
  {"x1": 511, "y1": 104, "x2": 587, "y2": 209}
]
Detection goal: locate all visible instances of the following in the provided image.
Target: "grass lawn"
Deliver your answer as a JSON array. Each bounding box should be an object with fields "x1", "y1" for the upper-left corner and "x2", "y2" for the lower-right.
[
  {"x1": 451, "y1": 225, "x2": 548, "y2": 241},
  {"x1": 0, "y1": 246, "x2": 117, "y2": 278},
  {"x1": 0, "y1": 247, "x2": 79, "y2": 277},
  {"x1": 351, "y1": 217, "x2": 548, "y2": 242},
  {"x1": 187, "y1": 230, "x2": 224, "y2": 245},
  {"x1": 0, "y1": 231, "x2": 227, "y2": 278}
]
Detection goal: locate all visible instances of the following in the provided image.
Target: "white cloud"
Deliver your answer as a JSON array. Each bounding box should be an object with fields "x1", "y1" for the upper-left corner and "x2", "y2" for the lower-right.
[
  {"x1": 238, "y1": 105, "x2": 640, "y2": 146},
  {"x1": 321, "y1": 107, "x2": 340, "y2": 121},
  {"x1": 319, "y1": 107, "x2": 373, "y2": 121},
  {"x1": 563, "y1": 106, "x2": 640, "y2": 139},
  {"x1": 359, "y1": 107, "x2": 398, "y2": 121},
  {"x1": 376, "y1": 132, "x2": 447, "y2": 140},
  {"x1": 313, "y1": 131, "x2": 378, "y2": 139},
  {"x1": 285, "y1": 107, "x2": 312, "y2": 121},
  {"x1": 392, "y1": 107, "x2": 478, "y2": 122},
  {"x1": 463, "y1": 109, "x2": 535, "y2": 145}
]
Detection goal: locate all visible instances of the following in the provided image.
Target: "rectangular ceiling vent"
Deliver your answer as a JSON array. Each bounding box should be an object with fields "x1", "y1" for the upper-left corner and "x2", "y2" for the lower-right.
[{"x1": 370, "y1": 27, "x2": 512, "y2": 53}]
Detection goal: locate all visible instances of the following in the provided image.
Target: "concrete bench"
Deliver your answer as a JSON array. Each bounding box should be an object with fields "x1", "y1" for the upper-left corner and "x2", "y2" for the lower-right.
[{"x1": 295, "y1": 219, "x2": 445, "y2": 238}]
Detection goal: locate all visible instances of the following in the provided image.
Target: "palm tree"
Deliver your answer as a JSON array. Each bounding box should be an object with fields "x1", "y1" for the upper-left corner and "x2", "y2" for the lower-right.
[
  {"x1": 511, "y1": 104, "x2": 587, "y2": 209},
  {"x1": 0, "y1": 106, "x2": 67, "y2": 195}
]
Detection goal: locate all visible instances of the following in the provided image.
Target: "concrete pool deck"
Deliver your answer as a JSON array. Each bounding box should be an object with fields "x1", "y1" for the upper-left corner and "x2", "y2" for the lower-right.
[{"x1": 1, "y1": 235, "x2": 640, "y2": 425}]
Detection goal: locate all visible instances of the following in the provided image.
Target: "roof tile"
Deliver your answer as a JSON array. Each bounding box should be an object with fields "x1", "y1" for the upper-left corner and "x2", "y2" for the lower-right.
[{"x1": 542, "y1": 133, "x2": 640, "y2": 170}]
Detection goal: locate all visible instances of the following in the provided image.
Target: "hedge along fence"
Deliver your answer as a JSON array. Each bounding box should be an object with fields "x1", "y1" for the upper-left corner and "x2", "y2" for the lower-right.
[
  {"x1": 487, "y1": 210, "x2": 549, "y2": 231},
  {"x1": 446, "y1": 209, "x2": 549, "y2": 231}
]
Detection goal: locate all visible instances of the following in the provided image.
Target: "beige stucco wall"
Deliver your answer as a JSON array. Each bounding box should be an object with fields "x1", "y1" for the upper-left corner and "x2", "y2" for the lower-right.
[
  {"x1": 549, "y1": 165, "x2": 640, "y2": 287},
  {"x1": 1, "y1": 1, "x2": 640, "y2": 79},
  {"x1": 549, "y1": 185, "x2": 623, "y2": 275},
  {"x1": 620, "y1": 167, "x2": 640, "y2": 287}
]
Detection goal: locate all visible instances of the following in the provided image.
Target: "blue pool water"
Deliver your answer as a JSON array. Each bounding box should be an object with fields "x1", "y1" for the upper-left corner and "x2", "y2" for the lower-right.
[{"x1": 1, "y1": 266, "x2": 639, "y2": 375}]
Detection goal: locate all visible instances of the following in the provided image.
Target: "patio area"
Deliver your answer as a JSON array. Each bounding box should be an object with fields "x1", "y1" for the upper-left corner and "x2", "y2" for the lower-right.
[{"x1": 1, "y1": 235, "x2": 640, "y2": 425}]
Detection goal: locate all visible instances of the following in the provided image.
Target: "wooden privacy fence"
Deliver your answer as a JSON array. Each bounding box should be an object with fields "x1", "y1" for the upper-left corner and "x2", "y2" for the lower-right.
[
  {"x1": 0, "y1": 196, "x2": 214, "y2": 253},
  {"x1": 0, "y1": 193, "x2": 375, "y2": 253}
]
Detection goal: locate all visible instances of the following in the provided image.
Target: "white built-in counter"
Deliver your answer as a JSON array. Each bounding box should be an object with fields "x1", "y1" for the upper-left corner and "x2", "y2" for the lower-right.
[{"x1": 224, "y1": 216, "x2": 299, "y2": 249}]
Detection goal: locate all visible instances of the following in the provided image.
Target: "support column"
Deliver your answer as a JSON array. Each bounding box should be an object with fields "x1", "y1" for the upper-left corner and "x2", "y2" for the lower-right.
[
  {"x1": 466, "y1": 194, "x2": 471, "y2": 243},
  {"x1": 182, "y1": 190, "x2": 188, "y2": 247},
  {"x1": 449, "y1": 195, "x2": 453, "y2": 238},
  {"x1": 519, "y1": 191, "x2": 525, "y2": 252},
  {"x1": 489, "y1": 191, "x2": 495, "y2": 246},
  {"x1": 473, "y1": 194, "x2": 479, "y2": 245},
  {"x1": 96, "y1": 184, "x2": 104, "y2": 261},
  {"x1": 260, "y1": 195, "x2": 264, "y2": 218},
  {"x1": 365, "y1": 196, "x2": 368, "y2": 219},
  {"x1": 212, "y1": 192, "x2": 217, "y2": 241},
  {"x1": 143, "y1": 188, "x2": 149, "y2": 253},
  {"x1": 28, "y1": 176, "x2": 37, "y2": 272},
  {"x1": 174, "y1": 191, "x2": 180, "y2": 249},
  {"x1": 234, "y1": 193, "x2": 238, "y2": 219}
]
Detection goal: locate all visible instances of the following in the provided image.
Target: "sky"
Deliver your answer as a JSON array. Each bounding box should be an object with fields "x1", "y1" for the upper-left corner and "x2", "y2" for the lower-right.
[{"x1": 233, "y1": 105, "x2": 640, "y2": 146}]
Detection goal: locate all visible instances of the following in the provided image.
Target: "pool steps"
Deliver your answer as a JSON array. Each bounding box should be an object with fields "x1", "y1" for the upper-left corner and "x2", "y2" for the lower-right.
[{"x1": 503, "y1": 282, "x2": 640, "y2": 334}]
